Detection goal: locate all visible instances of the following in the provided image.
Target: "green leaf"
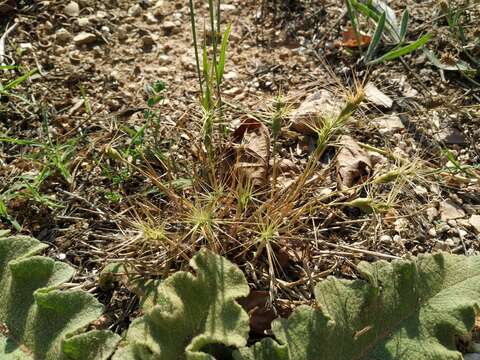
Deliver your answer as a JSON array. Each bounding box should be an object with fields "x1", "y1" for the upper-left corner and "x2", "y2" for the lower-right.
[
  {"x1": 365, "y1": 12, "x2": 386, "y2": 62},
  {"x1": 0, "y1": 236, "x2": 120, "y2": 359},
  {"x1": 216, "y1": 24, "x2": 232, "y2": 84},
  {"x1": 236, "y1": 252, "x2": 480, "y2": 360},
  {"x1": 369, "y1": 32, "x2": 433, "y2": 64},
  {"x1": 399, "y1": 9, "x2": 410, "y2": 42},
  {"x1": 114, "y1": 248, "x2": 250, "y2": 360}
]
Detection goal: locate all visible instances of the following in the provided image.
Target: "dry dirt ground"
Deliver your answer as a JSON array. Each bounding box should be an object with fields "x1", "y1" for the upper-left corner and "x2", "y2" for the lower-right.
[{"x1": 1, "y1": 0, "x2": 480, "y2": 336}]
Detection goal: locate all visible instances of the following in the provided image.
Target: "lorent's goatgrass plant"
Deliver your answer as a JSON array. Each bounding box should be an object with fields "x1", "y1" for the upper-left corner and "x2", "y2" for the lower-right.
[{"x1": 188, "y1": 0, "x2": 232, "y2": 167}]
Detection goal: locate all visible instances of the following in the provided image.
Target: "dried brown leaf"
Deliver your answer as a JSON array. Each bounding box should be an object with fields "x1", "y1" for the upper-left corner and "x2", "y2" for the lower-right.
[
  {"x1": 238, "y1": 290, "x2": 277, "y2": 335},
  {"x1": 232, "y1": 118, "x2": 270, "y2": 187},
  {"x1": 336, "y1": 135, "x2": 372, "y2": 189}
]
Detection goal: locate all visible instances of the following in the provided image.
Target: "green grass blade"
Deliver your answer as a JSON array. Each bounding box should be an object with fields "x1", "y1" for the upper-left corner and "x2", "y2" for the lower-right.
[
  {"x1": 351, "y1": 0, "x2": 380, "y2": 22},
  {"x1": 365, "y1": 11, "x2": 386, "y2": 62},
  {"x1": 216, "y1": 23, "x2": 232, "y2": 84},
  {"x1": 369, "y1": 32, "x2": 433, "y2": 64},
  {"x1": 0, "y1": 65, "x2": 17, "y2": 70},
  {"x1": 399, "y1": 9, "x2": 409, "y2": 42},
  {"x1": 3, "y1": 68, "x2": 37, "y2": 91}
]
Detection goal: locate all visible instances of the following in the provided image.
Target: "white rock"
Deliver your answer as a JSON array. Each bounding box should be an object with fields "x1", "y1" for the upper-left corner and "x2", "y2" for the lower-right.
[
  {"x1": 379, "y1": 235, "x2": 392, "y2": 243},
  {"x1": 290, "y1": 90, "x2": 343, "y2": 135},
  {"x1": 439, "y1": 200, "x2": 465, "y2": 221},
  {"x1": 158, "y1": 54, "x2": 170, "y2": 64},
  {"x1": 56, "y1": 28, "x2": 72, "y2": 44},
  {"x1": 469, "y1": 215, "x2": 480, "y2": 234},
  {"x1": 77, "y1": 17, "x2": 90, "y2": 28},
  {"x1": 128, "y1": 4, "x2": 142, "y2": 17},
  {"x1": 373, "y1": 115, "x2": 405, "y2": 135},
  {"x1": 220, "y1": 4, "x2": 237, "y2": 12},
  {"x1": 145, "y1": 12, "x2": 158, "y2": 24},
  {"x1": 73, "y1": 32, "x2": 96, "y2": 46},
  {"x1": 426, "y1": 207, "x2": 438, "y2": 222},
  {"x1": 64, "y1": 1, "x2": 80, "y2": 17}
]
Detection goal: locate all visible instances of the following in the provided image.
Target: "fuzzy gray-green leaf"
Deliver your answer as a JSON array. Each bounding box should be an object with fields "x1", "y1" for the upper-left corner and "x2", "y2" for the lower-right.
[
  {"x1": 0, "y1": 236, "x2": 120, "y2": 359},
  {"x1": 236, "y1": 252, "x2": 480, "y2": 360},
  {"x1": 114, "y1": 248, "x2": 250, "y2": 360}
]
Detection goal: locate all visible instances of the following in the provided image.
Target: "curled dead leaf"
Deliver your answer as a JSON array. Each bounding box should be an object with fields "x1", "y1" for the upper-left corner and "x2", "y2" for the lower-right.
[
  {"x1": 238, "y1": 290, "x2": 276, "y2": 335},
  {"x1": 336, "y1": 135, "x2": 372, "y2": 189},
  {"x1": 339, "y1": 26, "x2": 372, "y2": 49},
  {"x1": 232, "y1": 117, "x2": 270, "y2": 187}
]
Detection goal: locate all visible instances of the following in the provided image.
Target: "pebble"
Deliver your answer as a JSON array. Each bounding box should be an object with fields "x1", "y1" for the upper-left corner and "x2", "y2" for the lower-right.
[
  {"x1": 141, "y1": 35, "x2": 155, "y2": 48},
  {"x1": 77, "y1": 17, "x2": 90, "y2": 28},
  {"x1": 56, "y1": 28, "x2": 72, "y2": 44},
  {"x1": 372, "y1": 115, "x2": 405, "y2": 135},
  {"x1": 436, "y1": 127, "x2": 467, "y2": 145},
  {"x1": 426, "y1": 207, "x2": 438, "y2": 222},
  {"x1": 145, "y1": 12, "x2": 158, "y2": 24},
  {"x1": 444, "y1": 238, "x2": 456, "y2": 247},
  {"x1": 379, "y1": 235, "x2": 392, "y2": 243},
  {"x1": 64, "y1": 1, "x2": 80, "y2": 17},
  {"x1": 162, "y1": 21, "x2": 178, "y2": 34},
  {"x1": 128, "y1": 4, "x2": 142, "y2": 17},
  {"x1": 436, "y1": 223, "x2": 450, "y2": 234},
  {"x1": 157, "y1": 66, "x2": 170, "y2": 75},
  {"x1": 428, "y1": 228, "x2": 437, "y2": 237},
  {"x1": 447, "y1": 219, "x2": 457, "y2": 227},
  {"x1": 469, "y1": 215, "x2": 480, "y2": 234},
  {"x1": 73, "y1": 32, "x2": 97, "y2": 46},
  {"x1": 158, "y1": 54, "x2": 170, "y2": 64},
  {"x1": 219, "y1": 4, "x2": 237, "y2": 12},
  {"x1": 439, "y1": 200, "x2": 465, "y2": 221}
]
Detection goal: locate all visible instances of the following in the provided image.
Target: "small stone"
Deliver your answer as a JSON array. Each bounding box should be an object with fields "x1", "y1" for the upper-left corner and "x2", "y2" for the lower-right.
[
  {"x1": 373, "y1": 115, "x2": 405, "y2": 135},
  {"x1": 219, "y1": 3, "x2": 237, "y2": 12},
  {"x1": 128, "y1": 4, "x2": 142, "y2": 17},
  {"x1": 469, "y1": 215, "x2": 480, "y2": 234},
  {"x1": 426, "y1": 207, "x2": 438, "y2": 222},
  {"x1": 95, "y1": 10, "x2": 108, "y2": 19},
  {"x1": 224, "y1": 71, "x2": 238, "y2": 80},
  {"x1": 158, "y1": 54, "x2": 170, "y2": 64},
  {"x1": 444, "y1": 238, "x2": 456, "y2": 247},
  {"x1": 379, "y1": 235, "x2": 392, "y2": 243},
  {"x1": 440, "y1": 200, "x2": 465, "y2": 221},
  {"x1": 64, "y1": 1, "x2": 80, "y2": 17},
  {"x1": 428, "y1": 228, "x2": 437, "y2": 237},
  {"x1": 141, "y1": 35, "x2": 155, "y2": 47},
  {"x1": 436, "y1": 223, "x2": 450, "y2": 234},
  {"x1": 161, "y1": 21, "x2": 177, "y2": 34},
  {"x1": 436, "y1": 127, "x2": 467, "y2": 145},
  {"x1": 77, "y1": 17, "x2": 90, "y2": 28},
  {"x1": 157, "y1": 66, "x2": 170, "y2": 75},
  {"x1": 73, "y1": 32, "x2": 97, "y2": 46},
  {"x1": 55, "y1": 28, "x2": 72, "y2": 44},
  {"x1": 447, "y1": 219, "x2": 457, "y2": 227},
  {"x1": 290, "y1": 90, "x2": 343, "y2": 135},
  {"x1": 145, "y1": 12, "x2": 158, "y2": 24}
]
